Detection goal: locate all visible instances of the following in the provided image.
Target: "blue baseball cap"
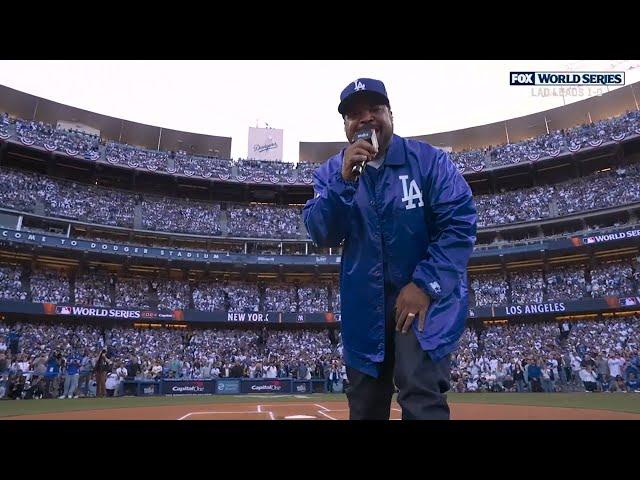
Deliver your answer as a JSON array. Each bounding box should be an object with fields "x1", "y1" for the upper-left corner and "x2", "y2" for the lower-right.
[{"x1": 338, "y1": 78, "x2": 390, "y2": 115}]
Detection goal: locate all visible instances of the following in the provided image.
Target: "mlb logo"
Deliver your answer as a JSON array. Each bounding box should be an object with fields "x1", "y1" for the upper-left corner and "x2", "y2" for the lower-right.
[
  {"x1": 585, "y1": 237, "x2": 596, "y2": 244},
  {"x1": 58, "y1": 306, "x2": 72, "y2": 315},
  {"x1": 428, "y1": 281, "x2": 442, "y2": 295}
]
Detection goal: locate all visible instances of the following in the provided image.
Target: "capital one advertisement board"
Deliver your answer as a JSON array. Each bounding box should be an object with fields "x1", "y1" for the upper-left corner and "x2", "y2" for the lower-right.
[
  {"x1": 240, "y1": 378, "x2": 292, "y2": 394},
  {"x1": 160, "y1": 379, "x2": 215, "y2": 395}
]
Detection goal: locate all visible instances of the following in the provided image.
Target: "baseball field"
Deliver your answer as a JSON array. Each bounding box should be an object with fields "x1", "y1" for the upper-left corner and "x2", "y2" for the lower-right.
[{"x1": 1, "y1": 393, "x2": 640, "y2": 419}]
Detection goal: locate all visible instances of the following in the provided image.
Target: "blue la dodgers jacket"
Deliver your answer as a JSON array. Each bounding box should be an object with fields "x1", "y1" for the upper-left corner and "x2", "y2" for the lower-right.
[{"x1": 303, "y1": 134, "x2": 477, "y2": 377}]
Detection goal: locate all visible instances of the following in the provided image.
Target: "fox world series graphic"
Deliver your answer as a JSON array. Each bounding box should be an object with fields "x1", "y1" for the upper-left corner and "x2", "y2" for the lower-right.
[{"x1": 510, "y1": 71, "x2": 625, "y2": 86}]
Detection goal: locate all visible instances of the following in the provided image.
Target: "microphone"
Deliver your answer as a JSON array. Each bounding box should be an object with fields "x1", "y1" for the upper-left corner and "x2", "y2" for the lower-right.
[{"x1": 351, "y1": 128, "x2": 378, "y2": 177}]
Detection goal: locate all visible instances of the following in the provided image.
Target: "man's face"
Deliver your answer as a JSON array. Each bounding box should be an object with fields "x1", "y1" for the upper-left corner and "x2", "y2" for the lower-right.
[{"x1": 343, "y1": 97, "x2": 393, "y2": 158}]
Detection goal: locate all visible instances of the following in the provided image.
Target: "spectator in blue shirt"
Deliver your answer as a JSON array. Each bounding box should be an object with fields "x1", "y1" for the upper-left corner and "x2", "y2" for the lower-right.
[
  {"x1": 61, "y1": 350, "x2": 82, "y2": 399},
  {"x1": 44, "y1": 352, "x2": 61, "y2": 398},
  {"x1": 526, "y1": 359, "x2": 543, "y2": 392}
]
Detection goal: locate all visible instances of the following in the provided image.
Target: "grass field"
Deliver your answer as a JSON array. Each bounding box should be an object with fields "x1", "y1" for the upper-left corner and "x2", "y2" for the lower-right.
[{"x1": 1, "y1": 392, "x2": 639, "y2": 418}]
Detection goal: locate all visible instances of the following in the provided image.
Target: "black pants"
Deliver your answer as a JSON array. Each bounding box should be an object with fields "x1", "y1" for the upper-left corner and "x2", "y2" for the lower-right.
[
  {"x1": 530, "y1": 378, "x2": 543, "y2": 392},
  {"x1": 564, "y1": 367, "x2": 572, "y2": 382},
  {"x1": 345, "y1": 327, "x2": 451, "y2": 420}
]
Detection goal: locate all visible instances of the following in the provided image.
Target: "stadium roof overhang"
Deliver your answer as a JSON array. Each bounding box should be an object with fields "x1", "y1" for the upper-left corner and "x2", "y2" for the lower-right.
[{"x1": 0, "y1": 84, "x2": 232, "y2": 159}]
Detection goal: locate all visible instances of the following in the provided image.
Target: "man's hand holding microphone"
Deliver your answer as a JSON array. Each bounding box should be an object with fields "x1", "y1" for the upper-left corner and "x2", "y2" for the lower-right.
[{"x1": 341, "y1": 128, "x2": 378, "y2": 182}]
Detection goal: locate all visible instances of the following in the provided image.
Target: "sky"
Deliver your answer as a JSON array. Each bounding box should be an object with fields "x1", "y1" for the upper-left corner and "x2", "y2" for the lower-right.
[{"x1": 0, "y1": 60, "x2": 638, "y2": 162}]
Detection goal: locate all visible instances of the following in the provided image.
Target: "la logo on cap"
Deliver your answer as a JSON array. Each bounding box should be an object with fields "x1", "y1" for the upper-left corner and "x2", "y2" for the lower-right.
[{"x1": 354, "y1": 79, "x2": 365, "y2": 91}]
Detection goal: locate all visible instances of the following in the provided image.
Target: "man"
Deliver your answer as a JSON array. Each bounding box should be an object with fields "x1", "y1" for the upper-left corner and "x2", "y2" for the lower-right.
[
  {"x1": 61, "y1": 350, "x2": 82, "y2": 399},
  {"x1": 595, "y1": 352, "x2": 610, "y2": 391},
  {"x1": 562, "y1": 352, "x2": 572, "y2": 383},
  {"x1": 94, "y1": 349, "x2": 112, "y2": 398},
  {"x1": 105, "y1": 368, "x2": 120, "y2": 397},
  {"x1": 327, "y1": 361, "x2": 339, "y2": 393},
  {"x1": 78, "y1": 350, "x2": 94, "y2": 397},
  {"x1": 302, "y1": 78, "x2": 477, "y2": 420},
  {"x1": 7, "y1": 328, "x2": 20, "y2": 356},
  {"x1": 559, "y1": 321, "x2": 571, "y2": 342},
  {"x1": 230, "y1": 361, "x2": 244, "y2": 378},
  {"x1": 608, "y1": 352, "x2": 624, "y2": 380},
  {"x1": 297, "y1": 361, "x2": 308, "y2": 381},
  {"x1": 125, "y1": 356, "x2": 141, "y2": 380},
  {"x1": 116, "y1": 362, "x2": 129, "y2": 385},
  {"x1": 579, "y1": 364, "x2": 598, "y2": 392},
  {"x1": 541, "y1": 362, "x2": 555, "y2": 393},
  {"x1": 44, "y1": 352, "x2": 61, "y2": 398},
  {"x1": 526, "y1": 358, "x2": 543, "y2": 392}
]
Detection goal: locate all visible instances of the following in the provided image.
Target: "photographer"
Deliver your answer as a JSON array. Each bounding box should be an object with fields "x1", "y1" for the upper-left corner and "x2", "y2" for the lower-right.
[{"x1": 94, "y1": 349, "x2": 112, "y2": 398}]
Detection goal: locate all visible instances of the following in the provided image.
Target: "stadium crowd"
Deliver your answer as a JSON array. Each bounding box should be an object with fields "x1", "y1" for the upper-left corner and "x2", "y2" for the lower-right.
[
  {"x1": 227, "y1": 204, "x2": 301, "y2": 238},
  {"x1": 452, "y1": 317, "x2": 640, "y2": 393},
  {"x1": 0, "y1": 261, "x2": 638, "y2": 311},
  {"x1": 469, "y1": 259, "x2": 639, "y2": 306},
  {"x1": 1, "y1": 108, "x2": 639, "y2": 180},
  {"x1": 453, "y1": 109, "x2": 640, "y2": 171},
  {"x1": 2, "y1": 162, "x2": 640, "y2": 236},
  {"x1": 1, "y1": 314, "x2": 639, "y2": 399}
]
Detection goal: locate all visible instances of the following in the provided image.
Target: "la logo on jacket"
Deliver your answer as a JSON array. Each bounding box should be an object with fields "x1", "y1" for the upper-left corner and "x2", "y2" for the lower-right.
[{"x1": 399, "y1": 175, "x2": 424, "y2": 210}]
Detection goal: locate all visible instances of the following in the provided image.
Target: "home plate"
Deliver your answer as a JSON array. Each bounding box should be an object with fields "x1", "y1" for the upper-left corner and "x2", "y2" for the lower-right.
[{"x1": 284, "y1": 415, "x2": 316, "y2": 420}]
